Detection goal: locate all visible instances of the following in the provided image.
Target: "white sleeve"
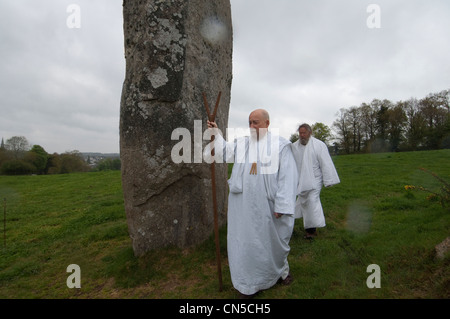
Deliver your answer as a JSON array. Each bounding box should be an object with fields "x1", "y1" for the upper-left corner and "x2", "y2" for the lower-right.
[
  {"x1": 274, "y1": 145, "x2": 299, "y2": 215},
  {"x1": 317, "y1": 142, "x2": 340, "y2": 187}
]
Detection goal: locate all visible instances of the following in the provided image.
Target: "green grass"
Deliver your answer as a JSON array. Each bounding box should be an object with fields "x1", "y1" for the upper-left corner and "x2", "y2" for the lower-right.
[{"x1": 0, "y1": 150, "x2": 449, "y2": 298}]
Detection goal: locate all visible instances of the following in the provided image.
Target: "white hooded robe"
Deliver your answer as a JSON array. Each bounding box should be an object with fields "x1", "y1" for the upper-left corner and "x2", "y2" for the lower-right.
[
  {"x1": 204, "y1": 131, "x2": 298, "y2": 295},
  {"x1": 291, "y1": 137, "x2": 340, "y2": 229}
]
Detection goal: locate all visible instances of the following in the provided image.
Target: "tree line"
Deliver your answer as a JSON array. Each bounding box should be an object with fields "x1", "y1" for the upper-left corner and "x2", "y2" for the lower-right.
[
  {"x1": 0, "y1": 136, "x2": 121, "y2": 175},
  {"x1": 332, "y1": 89, "x2": 449, "y2": 154},
  {"x1": 291, "y1": 89, "x2": 450, "y2": 155}
]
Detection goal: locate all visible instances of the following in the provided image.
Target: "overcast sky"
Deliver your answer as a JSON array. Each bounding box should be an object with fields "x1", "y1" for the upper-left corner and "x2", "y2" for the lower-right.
[{"x1": 0, "y1": 1, "x2": 449, "y2": 154}]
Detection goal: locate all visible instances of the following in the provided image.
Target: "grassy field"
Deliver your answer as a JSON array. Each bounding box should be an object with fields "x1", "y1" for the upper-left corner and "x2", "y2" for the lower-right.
[{"x1": 0, "y1": 150, "x2": 449, "y2": 299}]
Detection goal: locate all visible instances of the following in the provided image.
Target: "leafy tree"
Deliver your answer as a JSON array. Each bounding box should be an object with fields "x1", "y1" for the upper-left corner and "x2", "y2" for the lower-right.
[
  {"x1": 332, "y1": 108, "x2": 352, "y2": 154},
  {"x1": 387, "y1": 102, "x2": 407, "y2": 152},
  {"x1": 96, "y1": 158, "x2": 121, "y2": 171},
  {"x1": 419, "y1": 91, "x2": 449, "y2": 149},
  {"x1": 45, "y1": 151, "x2": 89, "y2": 174},
  {"x1": 26, "y1": 145, "x2": 49, "y2": 174},
  {"x1": 1, "y1": 160, "x2": 36, "y2": 175},
  {"x1": 312, "y1": 122, "x2": 332, "y2": 144},
  {"x1": 5, "y1": 136, "x2": 30, "y2": 159},
  {"x1": 404, "y1": 98, "x2": 426, "y2": 151},
  {"x1": 46, "y1": 153, "x2": 61, "y2": 175},
  {"x1": 0, "y1": 145, "x2": 11, "y2": 168},
  {"x1": 346, "y1": 106, "x2": 363, "y2": 152},
  {"x1": 374, "y1": 99, "x2": 393, "y2": 152},
  {"x1": 59, "y1": 151, "x2": 90, "y2": 174},
  {"x1": 289, "y1": 133, "x2": 299, "y2": 143},
  {"x1": 359, "y1": 102, "x2": 377, "y2": 144}
]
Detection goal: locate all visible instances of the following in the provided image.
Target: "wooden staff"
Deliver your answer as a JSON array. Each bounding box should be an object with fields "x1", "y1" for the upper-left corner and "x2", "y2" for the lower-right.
[{"x1": 202, "y1": 91, "x2": 223, "y2": 292}]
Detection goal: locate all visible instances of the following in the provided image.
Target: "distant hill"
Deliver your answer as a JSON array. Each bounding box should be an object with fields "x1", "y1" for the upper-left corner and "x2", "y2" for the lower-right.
[
  {"x1": 81, "y1": 152, "x2": 120, "y2": 159},
  {"x1": 80, "y1": 152, "x2": 120, "y2": 166}
]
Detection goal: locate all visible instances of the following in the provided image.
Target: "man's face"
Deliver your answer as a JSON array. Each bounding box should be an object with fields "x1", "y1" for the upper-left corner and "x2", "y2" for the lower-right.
[
  {"x1": 249, "y1": 111, "x2": 269, "y2": 139},
  {"x1": 299, "y1": 127, "x2": 311, "y2": 145}
]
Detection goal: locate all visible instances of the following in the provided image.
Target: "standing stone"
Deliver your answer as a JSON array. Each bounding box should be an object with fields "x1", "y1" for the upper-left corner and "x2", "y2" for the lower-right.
[{"x1": 120, "y1": 0, "x2": 232, "y2": 256}]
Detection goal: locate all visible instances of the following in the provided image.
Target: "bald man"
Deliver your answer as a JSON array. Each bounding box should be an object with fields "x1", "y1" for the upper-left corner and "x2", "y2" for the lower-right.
[{"x1": 205, "y1": 109, "x2": 298, "y2": 298}]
